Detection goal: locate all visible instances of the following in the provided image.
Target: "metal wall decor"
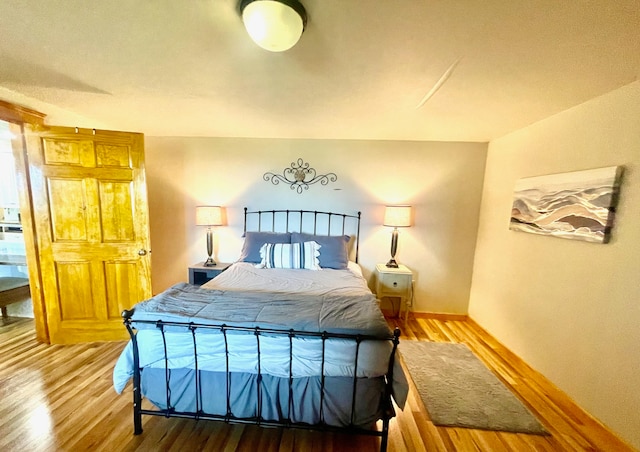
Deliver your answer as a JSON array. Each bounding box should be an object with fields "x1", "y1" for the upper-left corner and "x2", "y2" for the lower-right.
[{"x1": 263, "y1": 158, "x2": 337, "y2": 194}]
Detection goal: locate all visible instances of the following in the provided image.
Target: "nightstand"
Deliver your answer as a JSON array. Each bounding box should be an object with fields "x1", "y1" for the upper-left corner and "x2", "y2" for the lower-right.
[
  {"x1": 188, "y1": 262, "x2": 231, "y2": 285},
  {"x1": 374, "y1": 263, "x2": 413, "y2": 322}
]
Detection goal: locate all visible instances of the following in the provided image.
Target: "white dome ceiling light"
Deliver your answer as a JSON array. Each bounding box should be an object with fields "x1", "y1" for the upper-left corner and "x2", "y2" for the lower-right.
[{"x1": 239, "y1": 0, "x2": 307, "y2": 52}]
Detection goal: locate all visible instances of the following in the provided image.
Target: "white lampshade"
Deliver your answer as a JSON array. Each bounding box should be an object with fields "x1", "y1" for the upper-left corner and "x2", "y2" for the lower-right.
[
  {"x1": 383, "y1": 205, "x2": 412, "y2": 228},
  {"x1": 195, "y1": 206, "x2": 225, "y2": 226},
  {"x1": 241, "y1": 0, "x2": 307, "y2": 52}
]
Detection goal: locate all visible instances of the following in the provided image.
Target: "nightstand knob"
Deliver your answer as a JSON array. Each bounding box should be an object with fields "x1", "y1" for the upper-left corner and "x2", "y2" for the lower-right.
[
  {"x1": 393, "y1": 282, "x2": 398, "y2": 287},
  {"x1": 138, "y1": 249, "x2": 148, "y2": 256}
]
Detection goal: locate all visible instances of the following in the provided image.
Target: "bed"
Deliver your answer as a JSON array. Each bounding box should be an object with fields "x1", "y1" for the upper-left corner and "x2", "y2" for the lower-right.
[{"x1": 113, "y1": 209, "x2": 407, "y2": 451}]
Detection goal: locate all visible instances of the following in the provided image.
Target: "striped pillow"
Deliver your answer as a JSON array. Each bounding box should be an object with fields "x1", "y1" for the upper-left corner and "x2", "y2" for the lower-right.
[{"x1": 256, "y1": 241, "x2": 321, "y2": 270}]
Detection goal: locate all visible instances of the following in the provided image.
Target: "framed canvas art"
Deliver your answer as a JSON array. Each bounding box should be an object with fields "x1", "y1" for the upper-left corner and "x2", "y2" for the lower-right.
[{"x1": 510, "y1": 166, "x2": 623, "y2": 243}]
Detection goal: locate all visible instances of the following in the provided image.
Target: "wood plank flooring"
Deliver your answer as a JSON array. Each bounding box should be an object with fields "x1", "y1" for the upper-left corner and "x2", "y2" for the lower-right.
[{"x1": 0, "y1": 315, "x2": 633, "y2": 451}]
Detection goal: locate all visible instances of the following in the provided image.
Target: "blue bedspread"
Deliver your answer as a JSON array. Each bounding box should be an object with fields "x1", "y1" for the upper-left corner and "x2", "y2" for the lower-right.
[
  {"x1": 129, "y1": 282, "x2": 392, "y2": 336},
  {"x1": 113, "y1": 282, "x2": 408, "y2": 410}
]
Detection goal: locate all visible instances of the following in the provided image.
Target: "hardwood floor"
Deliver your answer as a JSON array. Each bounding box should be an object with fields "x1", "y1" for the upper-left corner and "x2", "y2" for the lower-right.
[{"x1": 0, "y1": 315, "x2": 632, "y2": 451}]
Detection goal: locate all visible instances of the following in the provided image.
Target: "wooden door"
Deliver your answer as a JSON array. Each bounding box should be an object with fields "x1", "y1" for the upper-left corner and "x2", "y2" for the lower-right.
[{"x1": 23, "y1": 125, "x2": 151, "y2": 344}]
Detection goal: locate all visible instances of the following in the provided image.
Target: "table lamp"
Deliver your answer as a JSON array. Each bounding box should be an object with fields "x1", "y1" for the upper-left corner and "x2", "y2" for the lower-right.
[
  {"x1": 195, "y1": 206, "x2": 225, "y2": 266},
  {"x1": 383, "y1": 205, "x2": 412, "y2": 268}
]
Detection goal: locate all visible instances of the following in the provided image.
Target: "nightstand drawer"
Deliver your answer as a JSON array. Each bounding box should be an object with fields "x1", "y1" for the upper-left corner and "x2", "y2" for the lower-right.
[
  {"x1": 189, "y1": 262, "x2": 231, "y2": 285},
  {"x1": 377, "y1": 272, "x2": 412, "y2": 294}
]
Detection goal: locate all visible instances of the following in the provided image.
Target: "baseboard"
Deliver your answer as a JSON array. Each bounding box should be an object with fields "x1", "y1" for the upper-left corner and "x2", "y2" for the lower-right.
[
  {"x1": 412, "y1": 311, "x2": 468, "y2": 321},
  {"x1": 381, "y1": 309, "x2": 468, "y2": 321}
]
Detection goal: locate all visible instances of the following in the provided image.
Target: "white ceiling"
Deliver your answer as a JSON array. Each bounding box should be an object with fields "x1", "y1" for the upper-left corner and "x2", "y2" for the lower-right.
[{"x1": 0, "y1": 0, "x2": 638, "y2": 142}]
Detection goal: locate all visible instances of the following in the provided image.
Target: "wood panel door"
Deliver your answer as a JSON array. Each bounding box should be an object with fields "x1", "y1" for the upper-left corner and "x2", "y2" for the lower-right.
[{"x1": 23, "y1": 126, "x2": 151, "y2": 344}]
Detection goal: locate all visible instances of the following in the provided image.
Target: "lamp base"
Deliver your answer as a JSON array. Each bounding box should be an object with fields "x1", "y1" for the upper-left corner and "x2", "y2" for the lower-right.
[
  {"x1": 203, "y1": 257, "x2": 217, "y2": 267},
  {"x1": 387, "y1": 228, "x2": 400, "y2": 268}
]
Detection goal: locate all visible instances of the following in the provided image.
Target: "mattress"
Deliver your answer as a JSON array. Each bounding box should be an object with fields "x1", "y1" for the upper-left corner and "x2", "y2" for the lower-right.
[{"x1": 201, "y1": 261, "x2": 372, "y2": 297}]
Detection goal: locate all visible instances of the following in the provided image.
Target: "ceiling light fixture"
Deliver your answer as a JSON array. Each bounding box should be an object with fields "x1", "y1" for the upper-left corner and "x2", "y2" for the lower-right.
[{"x1": 239, "y1": 0, "x2": 307, "y2": 52}]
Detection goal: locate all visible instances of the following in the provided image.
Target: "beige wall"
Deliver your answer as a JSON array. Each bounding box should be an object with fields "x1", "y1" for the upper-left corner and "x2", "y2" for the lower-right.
[
  {"x1": 144, "y1": 138, "x2": 487, "y2": 314},
  {"x1": 469, "y1": 81, "x2": 640, "y2": 449}
]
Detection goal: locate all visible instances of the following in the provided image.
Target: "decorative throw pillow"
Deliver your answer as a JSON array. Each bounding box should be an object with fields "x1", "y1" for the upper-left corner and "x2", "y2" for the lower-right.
[
  {"x1": 290, "y1": 232, "x2": 350, "y2": 269},
  {"x1": 256, "y1": 241, "x2": 321, "y2": 270},
  {"x1": 238, "y1": 232, "x2": 291, "y2": 263}
]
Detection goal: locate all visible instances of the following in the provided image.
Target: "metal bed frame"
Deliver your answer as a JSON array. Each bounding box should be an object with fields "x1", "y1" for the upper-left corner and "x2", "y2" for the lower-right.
[
  {"x1": 121, "y1": 209, "x2": 401, "y2": 451},
  {"x1": 243, "y1": 208, "x2": 362, "y2": 263},
  {"x1": 122, "y1": 315, "x2": 401, "y2": 451}
]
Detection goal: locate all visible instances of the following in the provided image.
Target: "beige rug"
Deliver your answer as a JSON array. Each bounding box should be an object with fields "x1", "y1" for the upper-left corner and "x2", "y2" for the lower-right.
[{"x1": 400, "y1": 340, "x2": 548, "y2": 434}]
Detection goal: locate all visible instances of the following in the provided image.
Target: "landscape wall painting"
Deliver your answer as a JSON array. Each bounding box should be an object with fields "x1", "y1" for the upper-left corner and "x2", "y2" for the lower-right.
[{"x1": 510, "y1": 166, "x2": 623, "y2": 243}]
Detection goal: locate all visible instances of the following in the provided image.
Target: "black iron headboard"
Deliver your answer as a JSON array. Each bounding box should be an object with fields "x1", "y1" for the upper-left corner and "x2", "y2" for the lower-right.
[{"x1": 243, "y1": 208, "x2": 362, "y2": 263}]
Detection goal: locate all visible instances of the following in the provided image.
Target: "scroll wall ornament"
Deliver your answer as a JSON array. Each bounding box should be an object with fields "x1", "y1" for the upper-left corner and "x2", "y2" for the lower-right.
[{"x1": 263, "y1": 158, "x2": 337, "y2": 194}]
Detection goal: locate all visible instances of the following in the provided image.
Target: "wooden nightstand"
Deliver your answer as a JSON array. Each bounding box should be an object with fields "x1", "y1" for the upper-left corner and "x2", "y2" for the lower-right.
[
  {"x1": 374, "y1": 263, "x2": 413, "y2": 322},
  {"x1": 188, "y1": 262, "x2": 231, "y2": 285}
]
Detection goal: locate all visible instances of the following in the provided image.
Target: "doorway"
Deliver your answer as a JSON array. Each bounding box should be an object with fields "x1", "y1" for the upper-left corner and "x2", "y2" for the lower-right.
[
  {"x1": 0, "y1": 101, "x2": 153, "y2": 344},
  {"x1": 0, "y1": 120, "x2": 32, "y2": 321}
]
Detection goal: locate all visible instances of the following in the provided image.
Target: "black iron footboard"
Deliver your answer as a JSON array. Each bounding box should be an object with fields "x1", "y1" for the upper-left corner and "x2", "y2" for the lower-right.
[{"x1": 122, "y1": 310, "x2": 401, "y2": 452}]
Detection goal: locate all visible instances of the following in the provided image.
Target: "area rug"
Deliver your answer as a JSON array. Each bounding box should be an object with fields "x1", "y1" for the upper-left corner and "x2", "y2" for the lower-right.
[{"x1": 399, "y1": 340, "x2": 548, "y2": 434}]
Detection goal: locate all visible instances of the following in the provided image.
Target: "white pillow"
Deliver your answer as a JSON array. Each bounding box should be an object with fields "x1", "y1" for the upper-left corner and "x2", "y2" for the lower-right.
[{"x1": 256, "y1": 241, "x2": 321, "y2": 270}]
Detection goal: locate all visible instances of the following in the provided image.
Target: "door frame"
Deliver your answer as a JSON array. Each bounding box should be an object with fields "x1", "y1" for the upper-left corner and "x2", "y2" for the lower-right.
[{"x1": 1, "y1": 99, "x2": 49, "y2": 342}]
